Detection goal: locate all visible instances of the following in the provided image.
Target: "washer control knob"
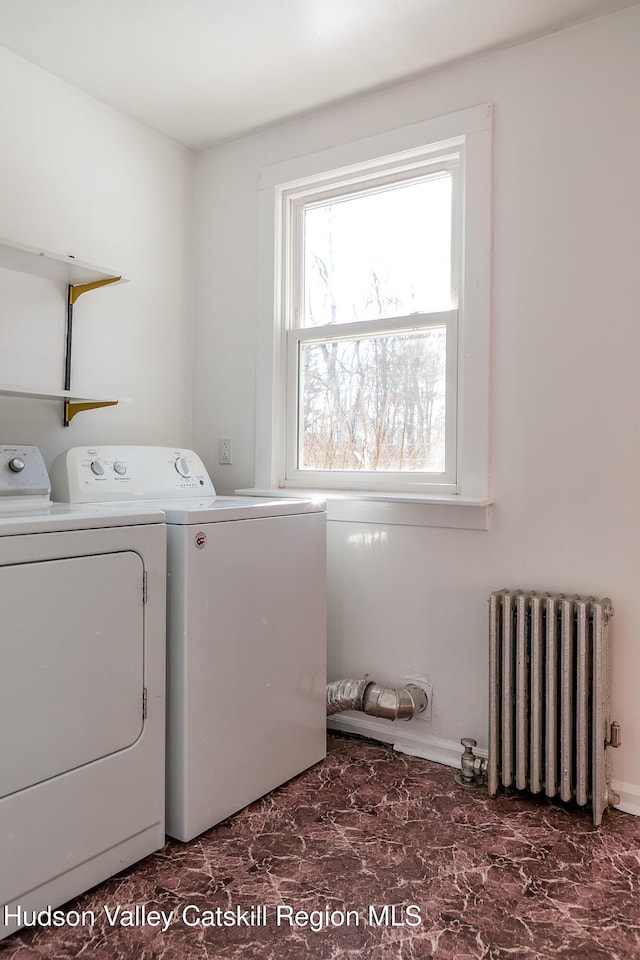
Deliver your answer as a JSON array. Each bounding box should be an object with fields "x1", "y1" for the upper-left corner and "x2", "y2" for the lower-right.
[
  {"x1": 113, "y1": 461, "x2": 127, "y2": 476},
  {"x1": 90, "y1": 460, "x2": 105, "y2": 476},
  {"x1": 175, "y1": 457, "x2": 192, "y2": 478},
  {"x1": 8, "y1": 457, "x2": 25, "y2": 473}
]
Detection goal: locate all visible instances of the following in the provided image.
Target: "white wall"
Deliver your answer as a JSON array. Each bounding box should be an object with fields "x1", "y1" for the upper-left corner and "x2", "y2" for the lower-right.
[
  {"x1": 0, "y1": 48, "x2": 194, "y2": 465},
  {"x1": 192, "y1": 5, "x2": 640, "y2": 812}
]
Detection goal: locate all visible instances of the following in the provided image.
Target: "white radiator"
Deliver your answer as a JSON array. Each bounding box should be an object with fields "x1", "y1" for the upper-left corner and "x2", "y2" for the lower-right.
[{"x1": 488, "y1": 590, "x2": 619, "y2": 826}]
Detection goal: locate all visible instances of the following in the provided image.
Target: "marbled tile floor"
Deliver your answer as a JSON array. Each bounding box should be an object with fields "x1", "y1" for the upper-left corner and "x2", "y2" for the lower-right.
[{"x1": 2, "y1": 733, "x2": 640, "y2": 960}]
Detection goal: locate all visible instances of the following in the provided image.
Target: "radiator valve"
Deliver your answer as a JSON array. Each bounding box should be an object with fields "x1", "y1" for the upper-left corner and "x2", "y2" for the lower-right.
[
  {"x1": 455, "y1": 737, "x2": 486, "y2": 788},
  {"x1": 607, "y1": 721, "x2": 622, "y2": 749}
]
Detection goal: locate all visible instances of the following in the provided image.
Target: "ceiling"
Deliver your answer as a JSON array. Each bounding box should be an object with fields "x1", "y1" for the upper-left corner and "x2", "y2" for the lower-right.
[{"x1": 0, "y1": 0, "x2": 636, "y2": 150}]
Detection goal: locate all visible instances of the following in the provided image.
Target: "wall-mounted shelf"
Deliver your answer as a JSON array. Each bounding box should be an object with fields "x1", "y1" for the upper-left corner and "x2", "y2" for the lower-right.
[
  {"x1": 0, "y1": 236, "x2": 129, "y2": 424},
  {"x1": 0, "y1": 237, "x2": 125, "y2": 287},
  {"x1": 0, "y1": 385, "x2": 131, "y2": 424}
]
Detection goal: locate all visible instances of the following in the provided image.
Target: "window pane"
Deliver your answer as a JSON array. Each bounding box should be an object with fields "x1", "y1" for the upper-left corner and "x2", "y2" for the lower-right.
[
  {"x1": 303, "y1": 174, "x2": 453, "y2": 327},
  {"x1": 299, "y1": 327, "x2": 446, "y2": 473}
]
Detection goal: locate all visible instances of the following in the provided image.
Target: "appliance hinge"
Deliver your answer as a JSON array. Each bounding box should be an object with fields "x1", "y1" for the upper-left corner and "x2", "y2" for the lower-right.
[
  {"x1": 142, "y1": 571, "x2": 148, "y2": 603},
  {"x1": 142, "y1": 687, "x2": 148, "y2": 720}
]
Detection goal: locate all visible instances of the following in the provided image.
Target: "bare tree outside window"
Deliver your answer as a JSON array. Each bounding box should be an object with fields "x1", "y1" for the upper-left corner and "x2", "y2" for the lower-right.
[{"x1": 298, "y1": 175, "x2": 453, "y2": 474}]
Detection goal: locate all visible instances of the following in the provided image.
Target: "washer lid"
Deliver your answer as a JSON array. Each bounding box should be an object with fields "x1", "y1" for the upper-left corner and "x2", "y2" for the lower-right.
[{"x1": 155, "y1": 495, "x2": 325, "y2": 524}]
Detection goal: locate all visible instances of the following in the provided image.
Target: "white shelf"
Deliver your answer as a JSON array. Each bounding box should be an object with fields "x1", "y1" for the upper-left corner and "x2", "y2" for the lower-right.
[
  {"x1": 0, "y1": 236, "x2": 129, "y2": 423},
  {"x1": 0, "y1": 236, "x2": 127, "y2": 287},
  {"x1": 0, "y1": 385, "x2": 130, "y2": 405}
]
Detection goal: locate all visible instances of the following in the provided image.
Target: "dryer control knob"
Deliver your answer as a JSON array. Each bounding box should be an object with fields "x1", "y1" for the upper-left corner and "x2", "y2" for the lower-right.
[
  {"x1": 8, "y1": 457, "x2": 25, "y2": 473},
  {"x1": 113, "y1": 461, "x2": 127, "y2": 475},
  {"x1": 175, "y1": 457, "x2": 192, "y2": 478},
  {"x1": 90, "y1": 460, "x2": 105, "y2": 476}
]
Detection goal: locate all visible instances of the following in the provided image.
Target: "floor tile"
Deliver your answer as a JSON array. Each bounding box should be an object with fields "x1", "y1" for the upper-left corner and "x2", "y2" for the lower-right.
[{"x1": 2, "y1": 734, "x2": 640, "y2": 960}]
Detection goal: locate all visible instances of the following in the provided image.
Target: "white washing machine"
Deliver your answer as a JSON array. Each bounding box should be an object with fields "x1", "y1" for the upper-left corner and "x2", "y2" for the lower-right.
[
  {"x1": 51, "y1": 446, "x2": 327, "y2": 843},
  {"x1": 0, "y1": 444, "x2": 166, "y2": 941}
]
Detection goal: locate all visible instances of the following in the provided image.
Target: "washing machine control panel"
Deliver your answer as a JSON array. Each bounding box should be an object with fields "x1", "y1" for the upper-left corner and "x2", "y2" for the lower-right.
[
  {"x1": 0, "y1": 445, "x2": 51, "y2": 498},
  {"x1": 49, "y1": 446, "x2": 216, "y2": 503}
]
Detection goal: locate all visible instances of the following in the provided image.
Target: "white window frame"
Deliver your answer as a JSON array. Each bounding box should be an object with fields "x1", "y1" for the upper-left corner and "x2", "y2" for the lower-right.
[
  {"x1": 254, "y1": 103, "x2": 492, "y2": 513},
  {"x1": 283, "y1": 151, "x2": 461, "y2": 494}
]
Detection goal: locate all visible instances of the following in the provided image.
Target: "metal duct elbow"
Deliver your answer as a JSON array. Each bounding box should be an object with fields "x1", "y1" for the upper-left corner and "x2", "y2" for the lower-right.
[
  {"x1": 326, "y1": 678, "x2": 427, "y2": 722},
  {"x1": 362, "y1": 682, "x2": 427, "y2": 721}
]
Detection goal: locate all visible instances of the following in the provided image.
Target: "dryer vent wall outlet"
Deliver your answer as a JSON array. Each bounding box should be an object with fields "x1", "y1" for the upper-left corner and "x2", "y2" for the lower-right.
[{"x1": 400, "y1": 675, "x2": 433, "y2": 722}]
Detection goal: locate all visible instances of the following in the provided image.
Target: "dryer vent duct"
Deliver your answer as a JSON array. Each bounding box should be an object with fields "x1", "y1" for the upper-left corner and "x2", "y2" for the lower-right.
[{"x1": 326, "y1": 677, "x2": 427, "y2": 722}]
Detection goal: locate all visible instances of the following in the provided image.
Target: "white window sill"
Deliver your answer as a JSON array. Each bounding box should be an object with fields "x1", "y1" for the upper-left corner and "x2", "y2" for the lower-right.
[{"x1": 235, "y1": 488, "x2": 494, "y2": 530}]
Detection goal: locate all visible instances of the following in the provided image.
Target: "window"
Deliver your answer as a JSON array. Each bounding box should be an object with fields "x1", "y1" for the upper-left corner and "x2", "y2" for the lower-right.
[
  {"x1": 256, "y1": 104, "x2": 492, "y2": 505},
  {"x1": 285, "y1": 155, "x2": 459, "y2": 492}
]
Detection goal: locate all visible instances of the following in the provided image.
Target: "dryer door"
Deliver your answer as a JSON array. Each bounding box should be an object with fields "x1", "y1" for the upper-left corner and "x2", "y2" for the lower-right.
[{"x1": 0, "y1": 550, "x2": 145, "y2": 798}]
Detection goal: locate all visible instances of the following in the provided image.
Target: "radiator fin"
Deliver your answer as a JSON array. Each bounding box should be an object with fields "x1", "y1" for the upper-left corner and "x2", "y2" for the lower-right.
[{"x1": 488, "y1": 590, "x2": 613, "y2": 826}]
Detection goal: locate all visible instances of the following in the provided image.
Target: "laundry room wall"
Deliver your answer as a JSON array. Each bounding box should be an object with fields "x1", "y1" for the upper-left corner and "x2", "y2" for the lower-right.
[
  {"x1": 192, "y1": 4, "x2": 640, "y2": 813},
  {"x1": 0, "y1": 47, "x2": 194, "y2": 465}
]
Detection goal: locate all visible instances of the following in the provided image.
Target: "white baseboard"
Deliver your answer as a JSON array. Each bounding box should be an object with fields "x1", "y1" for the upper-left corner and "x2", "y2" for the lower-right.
[
  {"x1": 326, "y1": 713, "x2": 484, "y2": 770},
  {"x1": 610, "y1": 779, "x2": 640, "y2": 817},
  {"x1": 327, "y1": 716, "x2": 639, "y2": 819}
]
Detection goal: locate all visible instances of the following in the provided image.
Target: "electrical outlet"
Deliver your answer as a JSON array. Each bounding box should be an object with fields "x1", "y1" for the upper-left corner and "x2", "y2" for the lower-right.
[
  {"x1": 401, "y1": 674, "x2": 433, "y2": 722},
  {"x1": 218, "y1": 438, "x2": 232, "y2": 464}
]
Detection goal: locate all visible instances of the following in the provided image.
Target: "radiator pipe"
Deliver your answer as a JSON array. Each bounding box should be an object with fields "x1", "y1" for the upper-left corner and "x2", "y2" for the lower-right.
[{"x1": 326, "y1": 677, "x2": 427, "y2": 721}]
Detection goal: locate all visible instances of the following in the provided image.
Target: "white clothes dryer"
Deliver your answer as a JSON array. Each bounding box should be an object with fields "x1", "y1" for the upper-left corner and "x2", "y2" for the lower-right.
[
  {"x1": 51, "y1": 446, "x2": 327, "y2": 843},
  {"x1": 0, "y1": 445, "x2": 166, "y2": 941}
]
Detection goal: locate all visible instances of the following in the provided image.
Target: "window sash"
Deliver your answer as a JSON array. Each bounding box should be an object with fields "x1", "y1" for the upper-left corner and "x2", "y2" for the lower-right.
[
  {"x1": 282, "y1": 158, "x2": 461, "y2": 493},
  {"x1": 287, "y1": 157, "x2": 461, "y2": 332},
  {"x1": 285, "y1": 310, "x2": 458, "y2": 491}
]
